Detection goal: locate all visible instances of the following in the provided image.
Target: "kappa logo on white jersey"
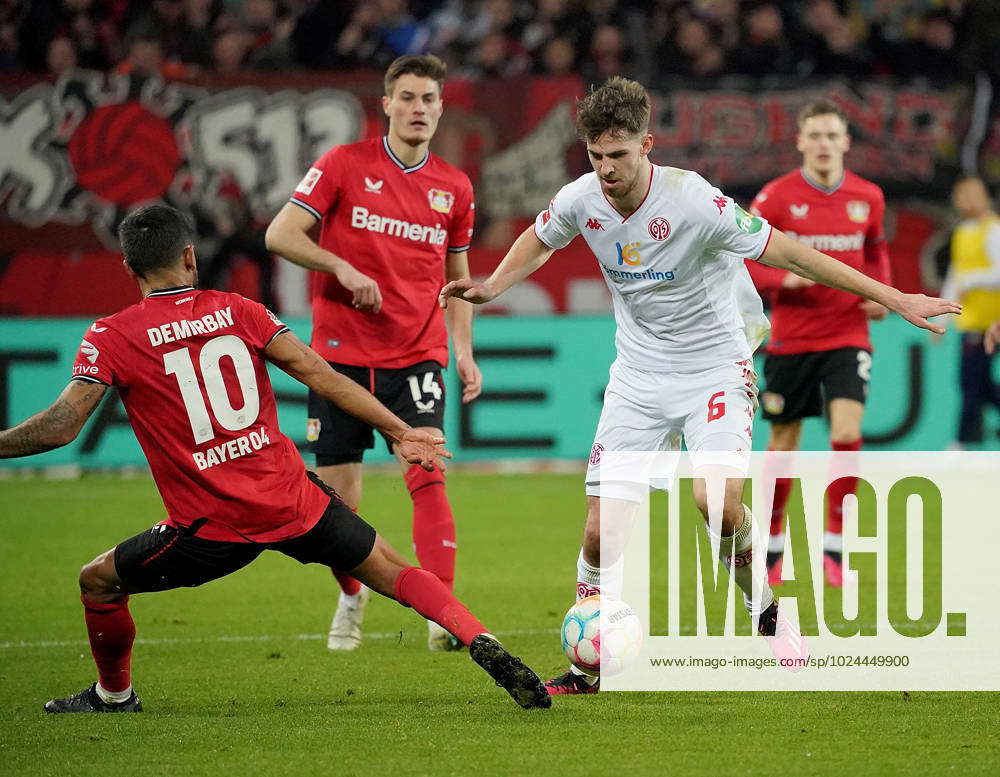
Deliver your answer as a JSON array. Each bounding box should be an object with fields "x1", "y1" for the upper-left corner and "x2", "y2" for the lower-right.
[
  {"x1": 295, "y1": 167, "x2": 323, "y2": 195},
  {"x1": 789, "y1": 203, "x2": 809, "y2": 219},
  {"x1": 364, "y1": 177, "x2": 384, "y2": 194},
  {"x1": 80, "y1": 339, "x2": 99, "y2": 364}
]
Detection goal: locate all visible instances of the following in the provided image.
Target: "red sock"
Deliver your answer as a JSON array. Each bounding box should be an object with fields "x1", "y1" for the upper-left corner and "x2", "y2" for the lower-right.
[
  {"x1": 764, "y1": 447, "x2": 793, "y2": 535},
  {"x1": 393, "y1": 566, "x2": 486, "y2": 645},
  {"x1": 770, "y1": 479, "x2": 792, "y2": 535},
  {"x1": 827, "y1": 439, "x2": 862, "y2": 535},
  {"x1": 81, "y1": 595, "x2": 135, "y2": 693},
  {"x1": 405, "y1": 464, "x2": 456, "y2": 590},
  {"x1": 332, "y1": 570, "x2": 362, "y2": 596}
]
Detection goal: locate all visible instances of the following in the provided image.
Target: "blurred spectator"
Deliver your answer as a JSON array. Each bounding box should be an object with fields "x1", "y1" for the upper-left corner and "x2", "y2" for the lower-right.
[
  {"x1": 337, "y1": 0, "x2": 430, "y2": 69},
  {"x1": 796, "y1": 0, "x2": 872, "y2": 77},
  {"x1": 537, "y1": 35, "x2": 577, "y2": 77},
  {"x1": 117, "y1": 33, "x2": 193, "y2": 80},
  {"x1": 522, "y1": 0, "x2": 577, "y2": 54},
  {"x1": 733, "y1": 3, "x2": 795, "y2": 77},
  {"x1": 461, "y1": 30, "x2": 529, "y2": 79},
  {"x1": 898, "y1": 10, "x2": 962, "y2": 80},
  {"x1": 941, "y1": 177, "x2": 1000, "y2": 447},
  {"x1": 211, "y1": 29, "x2": 250, "y2": 74},
  {"x1": 659, "y1": 16, "x2": 727, "y2": 80},
  {"x1": 242, "y1": 0, "x2": 295, "y2": 69},
  {"x1": 581, "y1": 22, "x2": 633, "y2": 83},
  {"x1": 19, "y1": 0, "x2": 119, "y2": 72},
  {"x1": 0, "y1": 0, "x2": 992, "y2": 81},
  {"x1": 46, "y1": 35, "x2": 78, "y2": 77}
]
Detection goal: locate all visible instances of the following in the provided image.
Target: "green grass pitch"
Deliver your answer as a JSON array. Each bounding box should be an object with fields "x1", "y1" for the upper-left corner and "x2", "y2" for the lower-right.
[{"x1": 1, "y1": 473, "x2": 997, "y2": 776}]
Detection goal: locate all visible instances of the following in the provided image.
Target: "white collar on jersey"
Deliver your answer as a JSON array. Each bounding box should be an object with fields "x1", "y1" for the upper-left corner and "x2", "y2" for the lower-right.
[
  {"x1": 145, "y1": 286, "x2": 196, "y2": 298},
  {"x1": 799, "y1": 167, "x2": 845, "y2": 195},
  {"x1": 382, "y1": 136, "x2": 429, "y2": 173}
]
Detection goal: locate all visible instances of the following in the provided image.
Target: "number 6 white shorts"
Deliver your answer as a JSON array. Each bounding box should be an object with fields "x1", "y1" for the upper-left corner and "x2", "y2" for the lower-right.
[{"x1": 585, "y1": 358, "x2": 759, "y2": 501}]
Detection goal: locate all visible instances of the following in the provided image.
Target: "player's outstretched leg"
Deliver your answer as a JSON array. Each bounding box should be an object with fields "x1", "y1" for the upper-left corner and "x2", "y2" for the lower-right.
[
  {"x1": 46, "y1": 551, "x2": 142, "y2": 713},
  {"x1": 352, "y1": 536, "x2": 550, "y2": 709},
  {"x1": 546, "y1": 496, "x2": 628, "y2": 695},
  {"x1": 404, "y1": 463, "x2": 461, "y2": 652}
]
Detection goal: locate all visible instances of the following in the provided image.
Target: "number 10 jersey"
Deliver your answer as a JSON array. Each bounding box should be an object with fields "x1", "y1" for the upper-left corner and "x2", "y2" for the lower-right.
[{"x1": 71, "y1": 287, "x2": 329, "y2": 543}]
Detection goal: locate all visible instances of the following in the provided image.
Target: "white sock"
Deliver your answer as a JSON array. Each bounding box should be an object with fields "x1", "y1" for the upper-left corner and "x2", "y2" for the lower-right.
[
  {"x1": 339, "y1": 588, "x2": 363, "y2": 607},
  {"x1": 95, "y1": 683, "x2": 132, "y2": 704},
  {"x1": 768, "y1": 532, "x2": 785, "y2": 554},
  {"x1": 708, "y1": 506, "x2": 774, "y2": 617},
  {"x1": 571, "y1": 550, "x2": 605, "y2": 684},
  {"x1": 823, "y1": 531, "x2": 843, "y2": 553},
  {"x1": 576, "y1": 549, "x2": 601, "y2": 600}
]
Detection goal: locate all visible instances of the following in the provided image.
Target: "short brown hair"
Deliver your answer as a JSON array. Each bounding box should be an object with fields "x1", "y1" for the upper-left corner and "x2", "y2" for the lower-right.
[
  {"x1": 384, "y1": 54, "x2": 447, "y2": 97},
  {"x1": 797, "y1": 98, "x2": 849, "y2": 129},
  {"x1": 575, "y1": 76, "x2": 651, "y2": 143}
]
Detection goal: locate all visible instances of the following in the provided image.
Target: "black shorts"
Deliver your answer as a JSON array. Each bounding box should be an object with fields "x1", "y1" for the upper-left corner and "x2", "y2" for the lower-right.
[
  {"x1": 113, "y1": 475, "x2": 377, "y2": 593},
  {"x1": 760, "y1": 347, "x2": 872, "y2": 423},
  {"x1": 307, "y1": 360, "x2": 446, "y2": 466}
]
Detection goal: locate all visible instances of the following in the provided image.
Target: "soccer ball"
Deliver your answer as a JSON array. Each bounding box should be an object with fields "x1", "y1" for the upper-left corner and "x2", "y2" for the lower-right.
[{"x1": 561, "y1": 594, "x2": 643, "y2": 677}]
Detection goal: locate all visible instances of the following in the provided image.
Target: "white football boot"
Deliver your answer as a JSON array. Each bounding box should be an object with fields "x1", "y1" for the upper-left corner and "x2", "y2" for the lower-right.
[
  {"x1": 427, "y1": 619, "x2": 464, "y2": 651},
  {"x1": 326, "y1": 586, "x2": 370, "y2": 650}
]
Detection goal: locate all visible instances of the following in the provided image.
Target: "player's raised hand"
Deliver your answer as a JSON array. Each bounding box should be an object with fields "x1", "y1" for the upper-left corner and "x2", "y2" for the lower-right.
[
  {"x1": 397, "y1": 429, "x2": 452, "y2": 471},
  {"x1": 985, "y1": 320, "x2": 1000, "y2": 354},
  {"x1": 334, "y1": 262, "x2": 382, "y2": 313},
  {"x1": 891, "y1": 293, "x2": 961, "y2": 335},
  {"x1": 456, "y1": 355, "x2": 482, "y2": 403},
  {"x1": 439, "y1": 278, "x2": 497, "y2": 308}
]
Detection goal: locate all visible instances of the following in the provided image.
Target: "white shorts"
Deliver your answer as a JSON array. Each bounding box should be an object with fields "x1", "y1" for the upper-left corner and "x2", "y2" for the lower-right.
[{"x1": 586, "y1": 358, "x2": 758, "y2": 500}]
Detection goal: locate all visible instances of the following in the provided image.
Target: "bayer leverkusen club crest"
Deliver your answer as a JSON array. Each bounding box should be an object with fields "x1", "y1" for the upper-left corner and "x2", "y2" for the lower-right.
[
  {"x1": 428, "y1": 188, "x2": 454, "y2": 214},
  {"x1": 846, "y1": 200, "x2": 870, "y2": 223}
]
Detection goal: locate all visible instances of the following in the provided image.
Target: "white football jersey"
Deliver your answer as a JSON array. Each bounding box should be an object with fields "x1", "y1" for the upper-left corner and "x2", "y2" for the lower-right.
[{"x1": 535, "y1": 164, "x2": 772, "y2": 371}]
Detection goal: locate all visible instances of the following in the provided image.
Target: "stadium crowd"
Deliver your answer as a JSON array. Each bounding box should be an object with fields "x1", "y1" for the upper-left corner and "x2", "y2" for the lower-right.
[{"x1": 2, "y1": 0, "x2": 998, "y2": 84}]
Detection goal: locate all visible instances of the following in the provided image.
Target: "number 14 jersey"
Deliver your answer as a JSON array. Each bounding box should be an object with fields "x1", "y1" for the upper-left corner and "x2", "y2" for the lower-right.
[{"x1": 71, "y1": 287, "x2": 329, "y2": 543}]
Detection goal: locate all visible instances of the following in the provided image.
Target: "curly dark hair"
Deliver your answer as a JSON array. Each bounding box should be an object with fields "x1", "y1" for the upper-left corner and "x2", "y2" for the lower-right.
[{"x1": 575, "y1": 76, "x2": 651, "y2": 143}]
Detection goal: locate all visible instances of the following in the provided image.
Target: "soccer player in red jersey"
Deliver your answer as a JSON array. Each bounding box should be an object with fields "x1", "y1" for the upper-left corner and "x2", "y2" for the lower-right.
[
  {"x1": 265, "y1": 54, "x2": 479, "y2": 652},
  {"x1": 746, "y1": 99, "x2": 892, "y2": 587},
  {"x1": 0, "y1": 206, "x2": 549, "y2": 713}
]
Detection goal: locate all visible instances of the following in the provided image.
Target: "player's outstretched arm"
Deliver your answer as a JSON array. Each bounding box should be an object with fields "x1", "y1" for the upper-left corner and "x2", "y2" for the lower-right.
[
  {"x1": 439, "y1": 225, "x2": 555, "y2": 307},
  {"x1": 265, "y1": 331, "x2": 450, "y2": 470},
  {"x1": 265, "y1": 203, "x2": 383, "y2": 313},
  {"x1": 760, "y1": 229, "x2": 962, "y2": 335},
  {"x1": 0, "y1": 380, "x2": 106, "y2": 458},
  {"x1": 444, "y1": 249, "x2": 482, "y2": 403}
]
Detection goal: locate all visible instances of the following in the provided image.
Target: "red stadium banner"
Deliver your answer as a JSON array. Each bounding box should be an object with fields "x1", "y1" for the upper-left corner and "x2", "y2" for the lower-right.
[{"x1": 0, "y1": 71, "x2": 972, "y2": 315}]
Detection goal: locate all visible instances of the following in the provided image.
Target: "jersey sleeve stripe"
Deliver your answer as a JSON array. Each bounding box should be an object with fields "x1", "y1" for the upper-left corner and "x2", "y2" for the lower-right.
[
  {"x1": 71, "y1": 375, "x2": 110, "y2": 386},
  {"x1": 447, "y1": 244, "x2": 471, "y2": 253},
  {"x1": 751, "y1": 224, "x2": 774, "y2": 262},
  {"x1": 264, "y1": 327, "x2": 291, "y2": 348},
  {"x1": 289, "y1": 198, "x2": 322, "y2": 221}
]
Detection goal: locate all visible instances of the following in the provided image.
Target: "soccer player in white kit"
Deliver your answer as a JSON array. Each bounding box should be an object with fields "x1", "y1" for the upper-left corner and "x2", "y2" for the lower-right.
[{"x1": 439, "y1": 77, "x2": 960, "y2": 694}]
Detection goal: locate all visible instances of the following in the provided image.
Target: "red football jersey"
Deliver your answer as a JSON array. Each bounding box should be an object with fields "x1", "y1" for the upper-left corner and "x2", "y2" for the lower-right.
[
  {"x1": 71, "y1": 287, "x2": 329, "y2": 543},
  {"x1": 746, "y1": 169, "x2": 891, "y2": 355},
  {"x1": 290, "y1": 136, "x2": 475, "y2": 368}
]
